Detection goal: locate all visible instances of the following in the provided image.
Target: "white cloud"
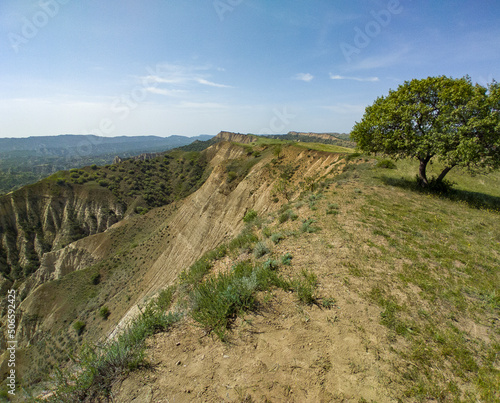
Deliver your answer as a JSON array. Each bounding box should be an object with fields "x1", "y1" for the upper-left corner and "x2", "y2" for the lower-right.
[
  {"x1": 140, "y1": 64, "x2": 231, "y2": 89},
  {"x1": 349, "y1": 46, "x2": 411, "y2": 70},
  {"x1": 329, "y1": 74, "x2": 379, "y2": 82},
  {"x1": 196, "y1": 78, "x2": 232, "y2": 88},
  {"x1": 293, "y1": 73, "x2": 314, "y2": 82},
  {"x1": 145, "y1": 87, "x2": 186, "y2": 96}
]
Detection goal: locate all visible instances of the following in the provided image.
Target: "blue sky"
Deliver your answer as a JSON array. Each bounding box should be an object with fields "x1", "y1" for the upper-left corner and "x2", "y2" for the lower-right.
[{"x1": 1, "y1": 0, "x2": 499, "y2": 138}]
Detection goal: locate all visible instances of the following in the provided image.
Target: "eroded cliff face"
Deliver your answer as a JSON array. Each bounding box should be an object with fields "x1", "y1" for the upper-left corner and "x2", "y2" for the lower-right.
[
  {"x1": 214, "y1": 131, "x2": 257, "y2": 144},
  {"x1": 0, "y1": 141, "x2": 345, "y2": 385},
  {"x1": 110, "y1": 142, "x2": 343, "y2": 337},
  {"x1": 0, "y1": 183, "x2": 123, "y2": 279}
]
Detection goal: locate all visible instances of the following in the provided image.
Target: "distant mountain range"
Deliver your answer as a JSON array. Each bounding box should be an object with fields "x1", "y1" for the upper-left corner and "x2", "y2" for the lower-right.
[
  {"x1": 0, "y1": 134, "x2": 212, "y2": 156},
  {"x1": 0, "y1": 134, "x2": 212, "y2": 194}
]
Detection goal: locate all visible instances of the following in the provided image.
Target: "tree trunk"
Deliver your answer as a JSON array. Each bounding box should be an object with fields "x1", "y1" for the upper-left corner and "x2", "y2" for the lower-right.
[
  {"x1": 436, "y1": 166, "x2": 454, "y2": 184},
  {"x1": 418, "y1": 157, "x2": 430, "y2": 186}
]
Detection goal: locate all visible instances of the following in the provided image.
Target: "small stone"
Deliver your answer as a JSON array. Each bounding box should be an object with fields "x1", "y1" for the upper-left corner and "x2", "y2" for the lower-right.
[
  {"x1": 176, "y1": 361, "x2": 181, "y2": 366},
  {"x1": 176, "y1": 342, "x2": 181, "y2": 346}
]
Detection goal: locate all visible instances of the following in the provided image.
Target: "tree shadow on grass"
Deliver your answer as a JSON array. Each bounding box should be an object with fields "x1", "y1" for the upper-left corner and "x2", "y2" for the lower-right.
[{"x1": 380, "y1": 175, "x2": 500, "y2": 213}]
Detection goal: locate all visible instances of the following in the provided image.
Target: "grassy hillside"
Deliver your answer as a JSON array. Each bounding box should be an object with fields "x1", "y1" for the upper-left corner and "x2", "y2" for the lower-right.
[{"x1": 30, "y1": 147, "x2": 499, "y2": 402}]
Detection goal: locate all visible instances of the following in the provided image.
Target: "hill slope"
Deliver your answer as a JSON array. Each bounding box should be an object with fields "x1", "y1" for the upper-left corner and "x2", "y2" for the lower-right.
[
  {"x1": 0, "y1": 136, "x2": 498, "y2": 401},
  {"x1": 107, "y1": 155, "x2": 500, "y2": 402}
]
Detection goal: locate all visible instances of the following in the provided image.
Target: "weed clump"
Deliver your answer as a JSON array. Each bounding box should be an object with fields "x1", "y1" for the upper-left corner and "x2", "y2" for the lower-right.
[
  {"x1": 243, "y1": 209, "x2": 258, "y2": 223},
  {"x1": 292, "y1": 270, "x2": 318, "y2": 305},
  {"x1": 72, "y1": 320, "x2": 86, "y2": 336},
  {"x1": 377, "y1": 159, "x2": 397, "y2": 169},
  {"x1": 270, "y1": 232, "x2": 285, "y2": 244},
  {"x1": 301, "y1": 218, "x2": 319, "y2": 233},
  {"x1": 99, "y1": 306, "x2": 110, "y2": 320},
  {"x1": 254, "y1": 241, "x2": 270, "y2": 258}
]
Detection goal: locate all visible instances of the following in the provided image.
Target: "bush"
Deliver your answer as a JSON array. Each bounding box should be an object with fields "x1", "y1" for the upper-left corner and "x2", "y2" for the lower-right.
[
  {"x1": 293, "y1": 270, "x2": 318, "y2": 305},
  {"x1": 243, "y1": 209, "x2": 258, "y2": 223},
  {"x1": 91, "y1": 272, "x2": 101, "y2": 285},
  {"x1": 281, "y1": 253, "x2": 293, "y2": 266},
  {"x1": 48, "y1": 302, "x2": 180, "y2": 401},
  {"x1": 99, "y1": 306, "x2": 110, "y2": 320},
  {"x1": 227, "y1": 171, "x2": 238, "y2": 182},
  {"x1": 190, "y1": 272, "x2": 257, "y2": 340},
  {"x1": 253, "y1": 241, "x2": 270, "y2": 258},
  {"x1": 262, "y1": 259, "x2": 279, "y2": 271},
  {"x1": 270, "y1": 232, "x2": 285, "y2": 244},
  {"x1": 326, "y1": 203, "x2": 340, "y2": 215},
  {"x1": 153, "y1": 286, "x2": 176, "y2": 311},
  {"x1": 179, "y1": 257, "x2": 213, "y2": 288},
  {"x1": 278, "y1": 209, "x2": 298, "y2": 224},
  {"x1": 73, "y1": 321, "x2": 86, "y2": 336},
  {"x1": 301, "y1": 218, "x2": 319, "y2": 233},
  {"x1": 376, "y1": 159, "x2": 397, "y2": 169}
]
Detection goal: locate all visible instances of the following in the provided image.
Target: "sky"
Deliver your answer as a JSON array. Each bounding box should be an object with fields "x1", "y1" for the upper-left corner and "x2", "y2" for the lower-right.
[{"x1": 0, "y1": 0, "x2": 499, "y2": 138}]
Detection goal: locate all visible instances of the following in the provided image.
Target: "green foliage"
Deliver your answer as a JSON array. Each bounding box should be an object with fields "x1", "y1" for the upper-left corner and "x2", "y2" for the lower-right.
[
  {"x1": 262, "y1": 226, "x2": 272, "y2": 238},
  {"x1": 243, "y1": 209, "x2": 258, "y2": 223},
  {"x1": 227, "y1": 171, "x2": 238, "y2": 182},
  {"x1": 351, "y1": 76, "x2": 500, "y2": 186},
  {"x1": 253, "y1": 241, "x2": 270, "y2": 258},
  {"x1": 72, "y1": 320, "x2": 86, "y2": 336},
  {"x1": 270, "y1": 232, "x2": 285, "y2": 244},
  {"x1": 321, "y1": 297, "x2": 336, "y2": 309},
  {"x1": 326, "y1": 203, "x2": 339, "y2": 215},
  {"x1": 281, "y1": 253, "x2": 293, "y2": 266},
  {"x1": 179, "y1": 257, "x2": 213, "y2": 288},
  {"x1": 376, "y1": 159, "x2": 397, "y2": 169},
  {"x1": 278, "y1": 209, "x2": 298, "y2": 223},
  {"x1": 190, "y1": 272, "x2": 257, "y2": 340},
  {"x1": 99, "y1": 306, "x2": 110, "y2": 320},
  {"x1": 46, "y1": 302, "x2": 180, "y2": 401},
  {"x1": 292, "y1": 269, "x2": 318, "y2": 305},
  {"x1": 154, "y1": 286, "x2": 176, "y2": 311},
  {"x1": 301, "y1": 218, "x2": 319, "y2": 233}
]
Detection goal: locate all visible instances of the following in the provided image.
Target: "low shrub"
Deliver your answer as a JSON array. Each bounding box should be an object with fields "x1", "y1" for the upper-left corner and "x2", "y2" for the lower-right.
[
  {"x1": 243, "y1": 209, "x2": 258, "y2": 223},
  {"x1": 47, "y1": 302, "x2": 180, "y2": 401},
  {"x1": 99, "y1": 306, "x2": 110, "y2": 320},
  {"x1": 270, "y1": 232, "x2": 285, "y2": 244},
  {"x1": 292, "y1": 270, "x2": 318, "y2": 305},
  {"x1": 73, "y1": 321, "x2": 86, "y2": 336},
  {"x1": 281, "y1": 253, "x2": 293, "y2": 266},
  {"x1": 254, "y1": 241, "x2": 270, "y2": 258},
  {"x1": 376, "y1": 159, "x2": 397, "y2": 169},
  {"x1": 301, "y1": 218, "x2": 319, "y2": 233}
]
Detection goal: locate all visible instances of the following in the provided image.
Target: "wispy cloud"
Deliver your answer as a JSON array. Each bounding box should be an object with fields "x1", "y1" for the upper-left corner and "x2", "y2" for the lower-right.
[
  {"x1": 293, "y1": 73, "x2": 314, "y2": 82},
  {"x1": 145, "y1": 87, "x2": 186, "y2": 96},
  {"x1": 196, "y1": 78, "x2": 232, "y2": 88},
  {"x1": 140, "y1": 63, "x2": 232, "y2": 89},
  {"x1": 329, "y1": 74, "x2": 379, "y2": 82},
  {"x1": 349, "y1": 46, "x2": 411, "y2": 70}
]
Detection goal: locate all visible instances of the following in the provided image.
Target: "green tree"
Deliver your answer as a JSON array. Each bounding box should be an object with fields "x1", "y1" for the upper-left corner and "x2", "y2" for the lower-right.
[{"x1": 351, "y1": 76, "x2": 500, "y2": 186}]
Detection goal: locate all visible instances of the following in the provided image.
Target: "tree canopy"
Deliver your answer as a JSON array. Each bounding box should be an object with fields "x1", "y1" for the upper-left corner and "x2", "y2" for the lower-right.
[{"x1": 351, "y1": 76, "x2": 500, "y2": 186}]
